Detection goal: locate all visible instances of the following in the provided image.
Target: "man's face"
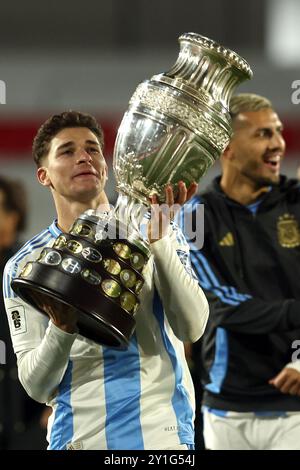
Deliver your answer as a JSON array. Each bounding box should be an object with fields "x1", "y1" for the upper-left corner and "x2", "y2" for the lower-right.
[
  {"x1": 38, "y1": 127, "x2": 107, "y2": 202},
  {"x1": 227, "y1": 108, "x2": 286, "y2": 185}
]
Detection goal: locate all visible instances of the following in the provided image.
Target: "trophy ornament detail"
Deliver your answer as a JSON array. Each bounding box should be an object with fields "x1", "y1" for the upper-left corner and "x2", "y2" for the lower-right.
[{"x1": 113, "y1": 32, "x2": 253, "y2": 205}]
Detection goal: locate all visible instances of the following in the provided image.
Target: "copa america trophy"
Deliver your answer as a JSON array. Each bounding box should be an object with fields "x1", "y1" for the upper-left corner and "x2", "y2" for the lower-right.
[{"x1": 11, "y1": 33, "x2": 252, "y2": 349}]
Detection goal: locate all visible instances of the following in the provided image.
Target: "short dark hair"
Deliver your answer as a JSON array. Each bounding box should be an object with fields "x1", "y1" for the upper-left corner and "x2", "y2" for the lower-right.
[
  {"x1": 32, "y1": 111, "x2": 105, "y2": 167},
  {"x1": 230, "y1": 93, "x2": 273, "y2": 121},
  {"x1": 0, "y1": 176, "x2": 27, "y2": 232}
]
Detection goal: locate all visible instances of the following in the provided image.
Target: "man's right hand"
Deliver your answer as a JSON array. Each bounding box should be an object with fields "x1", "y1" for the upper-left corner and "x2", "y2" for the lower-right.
[{"x1": 32, "y1": 292, "x2": 78, "y2": 334}]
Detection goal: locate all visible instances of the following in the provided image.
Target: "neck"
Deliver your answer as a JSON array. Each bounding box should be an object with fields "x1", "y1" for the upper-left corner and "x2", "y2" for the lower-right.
[
  {"x1": 54, "y1": 191, "x2": 111, "y2": 232},
  {"x1": 220, "y1": 170, "x2": 269, "y2": 205}
]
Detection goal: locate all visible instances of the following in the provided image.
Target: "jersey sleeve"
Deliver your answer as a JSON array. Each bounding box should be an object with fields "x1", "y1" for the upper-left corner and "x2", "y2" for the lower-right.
[{"x1": 150, "y1": 222, "x2": 209, "y2": 343}]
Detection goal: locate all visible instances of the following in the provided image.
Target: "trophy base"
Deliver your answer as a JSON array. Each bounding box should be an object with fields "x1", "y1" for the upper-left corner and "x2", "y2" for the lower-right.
[{"x1": 11, "y1": 264, "x2": 136, "y2": 349}]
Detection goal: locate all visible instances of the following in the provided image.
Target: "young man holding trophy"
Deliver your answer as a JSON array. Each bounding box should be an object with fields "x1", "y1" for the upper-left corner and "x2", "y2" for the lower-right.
[
  {"x1": 3, "y1": 33, "x2": 252, "y2": 449},
  {"x1": 3, "y1": 110, "x2": 209, "y2": 450}
]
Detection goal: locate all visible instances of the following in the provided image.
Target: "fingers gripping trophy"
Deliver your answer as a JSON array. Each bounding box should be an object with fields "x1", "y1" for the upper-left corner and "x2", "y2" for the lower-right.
[{"x1": 11, "y1": 33, "x2": 252, "y2": 349}]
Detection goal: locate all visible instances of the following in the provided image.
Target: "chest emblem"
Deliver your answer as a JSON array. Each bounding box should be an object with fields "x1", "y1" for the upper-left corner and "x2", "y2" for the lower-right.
[{"x1": 277, "y1": 213, "x2": 300, "y2": 248}]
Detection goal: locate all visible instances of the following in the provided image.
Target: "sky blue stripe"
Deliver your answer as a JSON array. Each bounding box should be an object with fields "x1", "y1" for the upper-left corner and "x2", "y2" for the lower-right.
[
  {"x1": 190, "y1": 252, "x2": 239, "y2": 306},
  {"x1": 13, "y1": 234, "x2": 53, "y2": 268},
  {"x1": 180, "y1": 206, "x2": 240, "y2": 303},
  {"x1": 196, "y1": 251, "x2": 249, "y2": 301},
  {"x1": 246, "y1": 200, "x2": 262, "y2": 215},
  {"x1": 192, "y1": 250, "x2": 251, "y2": 304},
  {"x1": 246, "y1": 187, "x2": 271, "y2": 214},
  {"x1": 6, "y1": 235, "x2": 53, "y2": 297},
  {"x1": 203, "y1": 407, "x2": 286, "y2": 417},
  {"x1": 205, "y1": 327, "x2": 228, "y2": 394},
  {"x1": 190, "y1": 251, "x2": 215, "y2": 290},
  {"x1": 202, "y1": 406, "x2": 228, "y2": 417},
  {"x1": 153, "y1": 289, "x2": 194, "y2": 444},
  {"x1": 179, "y1": 199, "x2": 252, "y2": 305},
  {"x1": 49, "y1": 361, "x2": 74, "y2": 450},
  {"x1": 4, "y1": 221, "x2": 60, "y2": 297},
  {"x1": 172, "y1": 221, "x2": 199, "y2": 280},
  {"x1": 177, "y1": 206, "x2": 185, "y2": 230},
  {"x1": 103, "y1": 336, "x2": 144, "y2": 450},
  {"x1": 9, "y1": 229, "x2": 50, "y2": 265},
  {"x1": 176, "y1": 197, "x2": 202, "y2": 244},
  {"x1": 181, "y1": 196, "x2": 201, "y2": 215},
  {"x1": 4, "y1": 228, "x2": 50, "y2": 294},
  {"x1": 173, "y1": 222, "x2": 187, "y2": 247},
  {"x1": 176, "y1": 250, "x2": 198, "y2": 280},
  {"x1": 254, "y1": 411, "x2": 287, "y2": 417},
  {"x1": 7, "y1": 220, "x2": 59, "y2": 272}
]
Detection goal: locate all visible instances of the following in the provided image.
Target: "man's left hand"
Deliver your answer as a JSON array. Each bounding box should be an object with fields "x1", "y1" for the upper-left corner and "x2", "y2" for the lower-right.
[
  {"x1": 269, "y1": 367, "x2": 300, "y2": 396},
  {"x1": 147, "y1": 181, "x2": 198, "y2": 243}
]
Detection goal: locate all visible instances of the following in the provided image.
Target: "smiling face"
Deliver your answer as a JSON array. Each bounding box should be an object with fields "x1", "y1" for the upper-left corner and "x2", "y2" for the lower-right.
[
  {"x1": 226, "y1": 108, "x2": 286, "y2": 186},
  {"x1": 37, "y1": 127, "x2": 108, "y2": 204}
]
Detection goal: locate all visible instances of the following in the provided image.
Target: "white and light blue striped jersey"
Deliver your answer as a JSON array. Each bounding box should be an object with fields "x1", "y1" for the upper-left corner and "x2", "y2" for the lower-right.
[{"x1": 3, "y1": 220, "x2": 208, "y2": 450}]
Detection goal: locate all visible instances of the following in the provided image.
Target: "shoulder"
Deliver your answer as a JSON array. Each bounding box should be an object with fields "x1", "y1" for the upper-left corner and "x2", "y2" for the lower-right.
[
  {"x1": 6, "y1": 227, "x2": 54, "y2": 270},
  {"x1": 3, "y1": 227, "x2": 55, "y2": 298}
]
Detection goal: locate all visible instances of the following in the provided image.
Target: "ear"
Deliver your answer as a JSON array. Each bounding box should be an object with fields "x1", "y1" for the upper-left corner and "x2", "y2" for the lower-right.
[
  {"x1": 221, "y1": 141, "x2": 234, "y2": 162},
  {"x1": 37, "y1": 167, "x2": 52, "y2": 187}
]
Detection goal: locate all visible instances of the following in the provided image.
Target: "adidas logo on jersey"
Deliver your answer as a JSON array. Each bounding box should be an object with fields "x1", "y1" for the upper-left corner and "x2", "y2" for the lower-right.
[
  {"x1": 219, "y1": 232, "x2": 234, "y2": 246},
  {"x1": 66, "y1": 441, "x2": 83, "y2": 450}
]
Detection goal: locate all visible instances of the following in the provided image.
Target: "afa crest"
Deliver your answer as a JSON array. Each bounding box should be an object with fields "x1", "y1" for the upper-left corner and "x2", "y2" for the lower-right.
[{"x1": 277, "y1": 213, "x2": 300, "y2": 248}]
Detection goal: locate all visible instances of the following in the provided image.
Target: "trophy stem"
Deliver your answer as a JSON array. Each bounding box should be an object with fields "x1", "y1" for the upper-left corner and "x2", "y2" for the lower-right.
[{"x1": 114, "y1": 194, "x2": 149, "y2": 244}]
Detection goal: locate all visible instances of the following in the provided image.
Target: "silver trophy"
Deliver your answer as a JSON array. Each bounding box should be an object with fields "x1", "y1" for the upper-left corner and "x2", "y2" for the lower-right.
[
  {"x1": 12, "y1": 33, "x2": 252, "y2": 349},
  {"x1": 114, "y1": 32, "x2": 252, "y2": 207}
]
